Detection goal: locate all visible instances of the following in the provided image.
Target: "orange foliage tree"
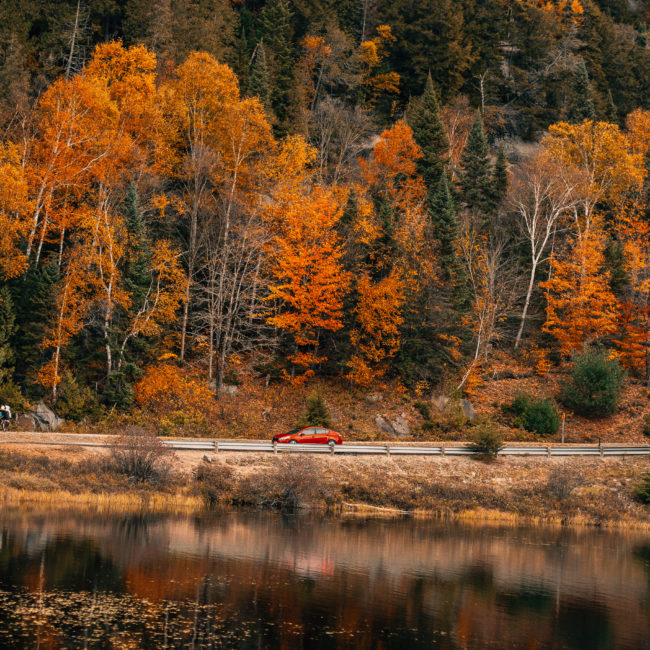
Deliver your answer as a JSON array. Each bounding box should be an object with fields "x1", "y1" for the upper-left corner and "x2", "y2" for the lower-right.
[
  {"x1": 541, "y1": 225, "x2": 619, "y2": 355},
  {"x1": 265, "y1": 137, "x2": 350, "y2": 381},
  {"x1": 347, "y1": 272, "x2": 404, "y2": 386},
  {"x1": 347, "y1": 120, "x2": 434, "y2": 385},
  {"x1": 0, "y1": 143, "x2": 32, "y2": 280}
]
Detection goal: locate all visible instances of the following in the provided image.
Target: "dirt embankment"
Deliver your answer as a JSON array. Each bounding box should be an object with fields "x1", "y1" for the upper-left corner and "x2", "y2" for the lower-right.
[{"x1": 1, "y1": 444, "x2": 650, "y2": 528}]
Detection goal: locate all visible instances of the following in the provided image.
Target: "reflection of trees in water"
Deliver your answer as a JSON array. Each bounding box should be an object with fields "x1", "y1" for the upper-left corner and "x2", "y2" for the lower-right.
[{"x1": 0, "y1": 513, "x2": 649, "y2": 648}]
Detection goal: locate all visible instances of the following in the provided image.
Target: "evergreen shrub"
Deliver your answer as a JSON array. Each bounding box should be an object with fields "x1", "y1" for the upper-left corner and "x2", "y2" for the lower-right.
[
  {"x1": 508, "y1": 392, "x2": 560, "y2": 436},
  {"x1": 561, "y1": 349, "x2": 625, "y2": 417},
  {"x1": 298, "y1": 391, "x2": 331, "y2": 428},
  {"x1": 470, "y1": 421, "x2": 504, "y2": 460}
]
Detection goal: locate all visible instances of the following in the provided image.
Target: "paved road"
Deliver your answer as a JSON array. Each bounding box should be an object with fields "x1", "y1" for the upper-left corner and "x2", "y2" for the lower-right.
[{"x1": 1, "y1": 433, "x2": 648, "y2": 457}]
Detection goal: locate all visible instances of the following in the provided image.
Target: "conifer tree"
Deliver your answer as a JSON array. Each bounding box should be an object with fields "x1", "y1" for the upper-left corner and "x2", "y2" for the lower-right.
[
  {"x1": 298, "y1": 391, "x2": 331, "y2": 427},
  {"x1": 407, "y1": 73, "x2": 449, "y2": 191},
  {"x1": 104, "y1": 184, "x2": 154, "y2": 406},
  {"x1": 568, "y1": 61, "x2": 595, "y2": 124},
  {"x1": 0, "y1": 286, "x2": 16, "y2": 384},
  {"x1": 429, "y1": 174, "x2": 468, "y2": 308},
  {"x1": 261, "y1": 0, "x2": 294, "y2": 133},
  {"x1": 459, "y1": 116, "x2": 493, "y2": 220},
  {"x1": 248, "y1": 42, "x2": 272, "y2": 113},
  {"x1": 12, "y1": 263, "x2": 59, "y2": 388}
]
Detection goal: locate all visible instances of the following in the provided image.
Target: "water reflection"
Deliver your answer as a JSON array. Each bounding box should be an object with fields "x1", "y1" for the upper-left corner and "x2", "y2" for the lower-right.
[{"x1": 0, "y1": 511, "x2": 649, "y2": 648}]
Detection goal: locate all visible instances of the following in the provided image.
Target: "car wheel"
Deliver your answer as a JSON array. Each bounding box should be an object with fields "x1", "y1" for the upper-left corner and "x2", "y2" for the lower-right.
[{"x1": 289, "y1": 440, "x2": 298, "y2": 445}]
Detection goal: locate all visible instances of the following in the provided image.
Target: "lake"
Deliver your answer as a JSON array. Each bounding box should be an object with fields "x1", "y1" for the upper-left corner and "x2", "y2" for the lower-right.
[{"x1": 0, "y1": 510, "x2": 649, "y2": 648}]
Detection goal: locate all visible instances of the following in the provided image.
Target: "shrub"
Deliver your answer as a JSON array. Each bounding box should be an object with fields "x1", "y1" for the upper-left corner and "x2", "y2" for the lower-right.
[
  {"x1": 635, "y1": 474, "x2": 650, "y2": 504},
  {"x1": 546, "y1": 466, "x2": 581, "y2": 500},
  {"x1": 194, "y1": 461, "x2": 235, "y2": 507},
  {"x1": 232, "y1": 457, "x2": 330, "y2": 511},
  {"x1": 561, "y1": 349, "x2": 625, "y2": 417},
  {"x1": 133, "y1": 363, "x2": 216, "y2": 433},
  {"x1": 111, "y1": 426, "x2": 176, "y2": 483},
  {"x1": 470, "y1": 421, "x2": 504, "y2": 460},
  {"x1": 297, "y1": 391, "x2": 331, "y2": 427},
  {"x1": 415, "y1": 401, "x2": 432, "y2": 421},
  {"x1": 56, "y1": 371, "x2": 101, "y2": 421},
  {"x1": 509, "y1": 392, "x2": 531, "y2": 416},
  {"x1": 505, "y1": 392, "x2": 560, "y2": 436}
]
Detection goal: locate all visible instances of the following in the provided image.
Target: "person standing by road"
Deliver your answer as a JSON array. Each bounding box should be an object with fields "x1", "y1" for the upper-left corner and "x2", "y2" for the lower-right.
[{"x1": 0, "y1": 404, "x2": 10, "y2": 431}]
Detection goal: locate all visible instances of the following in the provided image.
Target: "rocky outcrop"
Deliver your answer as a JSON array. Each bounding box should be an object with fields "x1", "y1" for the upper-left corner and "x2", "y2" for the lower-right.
[{"x1": 374, "y1": 413, "x2": 412, "y2": 438}]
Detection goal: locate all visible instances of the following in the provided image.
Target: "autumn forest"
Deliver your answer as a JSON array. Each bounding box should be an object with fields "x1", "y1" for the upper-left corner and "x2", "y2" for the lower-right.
[{"x1": 1, "y1": 0, "x2": 650, "y2": 433}]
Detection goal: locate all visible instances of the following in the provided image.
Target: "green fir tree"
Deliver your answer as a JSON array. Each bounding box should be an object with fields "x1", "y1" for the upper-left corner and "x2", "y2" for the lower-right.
[
  {"x1": 261, "y1": 0, "x2": 294, "y2": 134},
  {"x1": 248, "y1": 42, "x2": 272, "y2": 113},
  {"x1": 407, "y1": 72, "x2": 449, "y2": 191},
  {"x1": 459, "y1": 115, "x2": 493, "y2": 220},
  {"x1": 0, "y1": 286, "x2": 16, "y2": 384},
  {"x1": 568, "y1": 61, "x2": 595, "y2": 123},
  {"x1": 298, "y1": 391, "x2": 331, "y2": 427}
]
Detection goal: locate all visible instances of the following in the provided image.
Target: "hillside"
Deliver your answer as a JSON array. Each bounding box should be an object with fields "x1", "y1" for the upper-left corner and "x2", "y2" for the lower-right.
[{"x1": 0, "y1": 0, "x2": 649, "y2": 435}]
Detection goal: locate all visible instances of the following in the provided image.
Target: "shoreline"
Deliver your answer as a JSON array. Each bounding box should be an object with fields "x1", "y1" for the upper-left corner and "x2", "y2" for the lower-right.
[{"x1": 1, "y1": 444, "x2": 649, "y2": 530}]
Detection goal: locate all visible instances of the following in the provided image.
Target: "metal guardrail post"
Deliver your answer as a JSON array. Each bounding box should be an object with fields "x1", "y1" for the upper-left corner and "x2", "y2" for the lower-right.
[
  {"x1": 441, "y1": 445, "x2": 445, "y2": 456},
  {"x1": 547, "y1": 446, "x2": 551, "y2": 458},
  {"x1": 273, "y1": 441, "x2": 278, "y2": 455},
  {"x1": 386, "y1": 444, "x2": 390, "y2": 456},
  {"x1": 215, "y1": 441, "x2": 219, "y2": 453}
]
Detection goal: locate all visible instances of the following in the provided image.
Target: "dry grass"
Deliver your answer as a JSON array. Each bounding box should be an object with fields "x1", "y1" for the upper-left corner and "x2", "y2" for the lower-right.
[{"x1": 2, "y1": 443, "x2": 650, "y2": 527}]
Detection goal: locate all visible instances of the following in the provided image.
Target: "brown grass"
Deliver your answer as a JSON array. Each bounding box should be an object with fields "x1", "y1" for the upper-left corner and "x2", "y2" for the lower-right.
[{"x1": 2, "y1": 444, "x2": 650, "y2": 527}]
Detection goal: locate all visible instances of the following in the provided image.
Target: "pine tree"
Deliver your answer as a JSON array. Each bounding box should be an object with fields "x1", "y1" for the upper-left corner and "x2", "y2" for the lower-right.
[
  {"x1": 407, "y1": 73, "x2": 449, "y2": 191},
  {"x1": 104, "y1": 185, "x2": 154, "y2": 407},
  {"x1": 0, "y1": 286, "x2": 16, "y2": 384},
  {"x1": 568, "y1": 61, "x2": 596, "y2": 124},
  {"x1": 248, "y1": 42, "x2": 272, "y2": 113},
  {"x1": 429, "y1": 174, "x2": 468, "y2": 307},
  {"x1": 261, "y1": 0, "x2": 294, "y2": 134},
  {"x1": 12, "y1": 262, "x2": 60, "y2": 389},
  {"x1": 298, "y1": 391, "x2": 331, "y2": 427},
  {"x1": 459, "y1": 116, "x2": 493, "y2": 220}
]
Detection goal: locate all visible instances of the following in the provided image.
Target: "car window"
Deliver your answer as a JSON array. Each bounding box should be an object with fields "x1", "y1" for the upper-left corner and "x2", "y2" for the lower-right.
[
  {"x1": 316, "y1": 428, "x2": 330, "y2": 434},
  {"x1": 285, "y1": 427, "x2": 302, "y2": 436},
  {"x1": 301, "y1": 428, "x2": 317, "y2": 435}
]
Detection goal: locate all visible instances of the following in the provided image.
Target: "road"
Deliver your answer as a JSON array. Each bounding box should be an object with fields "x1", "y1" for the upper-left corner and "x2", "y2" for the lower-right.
[{"x1": 1, "y1": 432, "x2": 649, "y2": 457}]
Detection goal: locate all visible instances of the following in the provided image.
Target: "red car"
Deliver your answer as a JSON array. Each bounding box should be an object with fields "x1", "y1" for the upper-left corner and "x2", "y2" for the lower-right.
[{"x1": 272, "y1": 426, "x2": 342, "y2": 447}]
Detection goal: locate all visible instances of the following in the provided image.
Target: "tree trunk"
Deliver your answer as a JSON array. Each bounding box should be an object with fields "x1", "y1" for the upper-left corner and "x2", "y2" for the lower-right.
[{"x1": 514, "y1": 259, "x2": 537, "y2": 350}]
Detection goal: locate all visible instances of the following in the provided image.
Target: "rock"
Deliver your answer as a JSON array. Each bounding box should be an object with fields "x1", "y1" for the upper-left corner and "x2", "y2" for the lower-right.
[
  {"x1": 431, "y1": 395, "x2": 449, "y2": 412},
  {"x1": 460, "y1": 399, "x2": 476, "y2": 421},
  {"x1": 219, "y1": 384, "x2": 239, "y2": 396},
  {"x1": 32, "y1": 401, "x2": 64, "y2": 431},
  {"x1": 374, "y1": 415, "x2": 394, "y2": 435},
  {"x1": 365, "y1": 393, "x2": 383, "y2": 403},
  {"x1": 391, "y1": 414, "x2": 412, "y2": 438},
  {"x1": 16, "y1": 414, "x2": 36, "y2": 431}
]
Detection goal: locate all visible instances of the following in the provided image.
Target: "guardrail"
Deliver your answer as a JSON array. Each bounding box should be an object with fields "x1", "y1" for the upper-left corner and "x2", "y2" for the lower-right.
[
  {"x1": 2, "y1": 438, "x2": 649, "y2": 456},
  {"x1": 204, "y1": 442, "x2": 650, "y2": 457}
]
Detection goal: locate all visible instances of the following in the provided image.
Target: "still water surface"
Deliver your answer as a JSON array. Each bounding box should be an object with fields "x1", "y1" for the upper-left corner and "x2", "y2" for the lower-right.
[{"x1": 0, "y1": 511, "x2": 649, "y2": 648}]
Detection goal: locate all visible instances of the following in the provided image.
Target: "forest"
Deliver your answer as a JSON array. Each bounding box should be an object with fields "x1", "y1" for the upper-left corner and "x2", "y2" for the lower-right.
[{"x1": 0, "y1": 0, "x2": 649, "y2": 433}]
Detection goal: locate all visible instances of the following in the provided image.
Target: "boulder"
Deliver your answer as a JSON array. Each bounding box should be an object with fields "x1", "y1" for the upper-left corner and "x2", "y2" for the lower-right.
[
  {"x1": 431, "y1": 395, "x2": 449, "y2": 412},
  {"x1": 219, "y1": 384, "x2": 239, "y2": 396},
  {"x1": 365, "y1": 393, "x2": 384, "y2": 403},
  {"x1": 374, "y1": 415, "x2": 394, "y2": 436},
  {"x1": 32, "y1": 401, "x2": 64, "y2": 431},
  {"x1": 391, "y1": 413, "x2": 412, "y2": 438},
  {"x1": 16, "y1": 414, "x2": 37, "y2": 431},
  {"x1": 461, "y1": 399, "x2": 476, "y2": 421}
]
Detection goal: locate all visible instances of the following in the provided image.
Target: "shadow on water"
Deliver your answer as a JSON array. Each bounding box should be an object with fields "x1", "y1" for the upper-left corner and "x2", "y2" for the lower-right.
[{"x1": 0, "y1": 511, "x2": 649, "y2": 648}]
